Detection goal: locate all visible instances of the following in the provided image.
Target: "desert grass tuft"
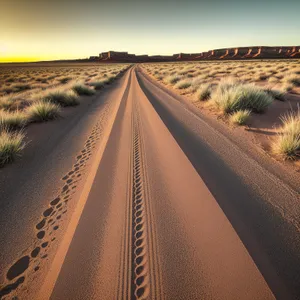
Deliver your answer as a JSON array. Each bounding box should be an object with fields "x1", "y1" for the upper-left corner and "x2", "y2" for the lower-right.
[
  {"x1": 27, "y1": 101, "x2": 60, "y2": 122},
  {"x1": 43, "y1": 90, "x2": 79, "y2": 107},
  {"x1": 72, "y1": 84, "x2": 95, "y2": 96},
  {"x1": 0, "y1": 111, "x2": 28, "y2": 130},
  {"x1": 11, "y1": 83, "x2": 31, "y2": 92},
  {"x1": 282, "y1": 83, "x2": 294, "y2": 92},
  {"x1": 58, "y1": 77, "x2": 72, "y2": 84},
  {"x1": 229, "y1": 110, "x2": 251, "y2": 125},
  {"x1": 272, "y1": 110, "x2": 300, "y2": 159},
  {"x1": 164, "y1": 75, "x2": 181, "y2": 85},
  {"x1": 174, "y1": 79, "x2": 192, "y2": 89},
  {"x1": 211, "y1": 83, "x2": 273, "y2": 114},
  {"x1": 266, "y1": 89, "x2": 285, "y2": 101},
  {"x1": 195, "y1": 84, "x2": 212, "y2": 101},
  {"x1": 0, "y1": 129, "x2": 25, "y2": 166},
  {"x1": 0, "y1": 96, "x2": 14, "y2": 110},
  {"x1": 89, "y1": 81, "x2": 106, "y2": 90},
  {"x1": 283, "y1": 74, "x2": 300, "y2": 87}
]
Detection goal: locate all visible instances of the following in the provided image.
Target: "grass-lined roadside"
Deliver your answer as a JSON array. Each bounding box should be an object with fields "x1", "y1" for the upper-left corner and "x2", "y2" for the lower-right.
[
  {"x1": 272, "y1": 110, "x2": 300, "y2": 159},
  {"x1": 0, "y1": 130, "x2": 25, "y2": 167},
  {"x1": 0, "y1": 63, "x2": 130, "y2": 166},
  {"x1": 142, "y1": 60, "x2": 300, "y2": 163}
]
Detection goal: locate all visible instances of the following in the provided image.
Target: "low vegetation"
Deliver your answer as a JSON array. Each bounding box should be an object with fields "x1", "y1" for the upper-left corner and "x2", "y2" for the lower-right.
[
  {"x1": 142, "y1": 60, "x2": 300, "y2": 162},
  {"x1": 164, "y1": 75, "x2": 181, "y2": 85},
  {"x1": 0, "y1": 111, "x2": 27, "y2": 130},
  {"x1": 0, "y1": 130, "x2": 25, "y2": 166},
  {"x1": 266, "y1": 89, "x2": 285, "y2": 101},
  {"x1": 27, "y1": 101, "x2": 60, "y2": 122},
  {"x1": 273, "y1": 110, "x2": 300, "y2": 159},
  {"x1": 89, "y1": 81, "x2": 106, "y2": 90},
  {"x1": 0, "y1": 63, "x2": 130, "y2": 166},
  {"x1": 211, "y1": 83, "x2": 273, "y2": 114},
  {"x1": 174, "y1": 79, "x2": 192, "y2": 89},
  {"x1": 283, "y1": 74, "x2": 300, "y2": 87},
  {"x1": 72, "y1": 84, "x2": 95, "y2": 96},
  {"x1": 195, "y1": 84, "x2": 212, "y2": 101},
  {"x1": 43, "y1": 90, "x2": 80, "y2": 107},
  {"x1": 230, "y1": 110, "x2": 251, "y2": 125}
]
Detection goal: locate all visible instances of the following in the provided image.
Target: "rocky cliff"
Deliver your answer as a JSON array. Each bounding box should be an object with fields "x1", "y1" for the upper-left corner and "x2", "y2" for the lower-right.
[
  {"x1": 90, "y1": 47, "x2": 300, "y2": 62},
  {"x1": 183, "y1": 46, "x2": 300, "y2": 60}
]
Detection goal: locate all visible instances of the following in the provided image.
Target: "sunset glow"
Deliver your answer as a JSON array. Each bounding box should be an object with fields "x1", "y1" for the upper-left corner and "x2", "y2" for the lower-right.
[{"x1": 1, "y1": 0, "x2": 300, "y2": 62}]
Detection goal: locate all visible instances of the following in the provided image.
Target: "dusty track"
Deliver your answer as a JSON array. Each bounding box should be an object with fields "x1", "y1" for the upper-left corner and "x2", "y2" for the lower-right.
[{"x1": 1, "y1": 66, "x2": 299, "y2": 299}]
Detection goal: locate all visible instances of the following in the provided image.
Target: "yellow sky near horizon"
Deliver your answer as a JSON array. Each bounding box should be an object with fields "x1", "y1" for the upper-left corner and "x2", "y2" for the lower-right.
[{"x1": 1, "y1": 0, "x2": 300, "y2": 63}]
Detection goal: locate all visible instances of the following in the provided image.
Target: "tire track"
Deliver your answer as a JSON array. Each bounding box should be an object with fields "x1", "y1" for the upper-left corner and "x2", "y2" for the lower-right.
[
  {"x1": 131, "y1": 121, "x2": 150, "y2": 299},
  {"x1": 122, "y1": 87, "x2": 163, "y2": 300}
]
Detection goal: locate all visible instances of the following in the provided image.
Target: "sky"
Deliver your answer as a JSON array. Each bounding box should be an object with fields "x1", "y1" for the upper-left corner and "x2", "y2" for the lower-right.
[{"x1": 0, "y1": 0, "x2": 300, "y2": 62}]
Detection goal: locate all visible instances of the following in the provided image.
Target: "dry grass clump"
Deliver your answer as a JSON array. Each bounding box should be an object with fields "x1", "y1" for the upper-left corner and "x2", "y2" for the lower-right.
[
  {"x1": 0, "y1": 129, "x2": 25, "y2": 166},
  {"x1": 268, "y1": 76, "x2": 279, "y2": 83},
  {"x1": 272, "y1": 110, "x2": 300, "y2": 159},
  {"x1": 11, "y1": 83, "x2": 32, "y2": 93},
  {"x1": 174, "y1": 79, "x2": 192, "y2": 89},
  {"x1": 89, "y1": 81, "x2": 106, "y2": 90},
  {"x1": 265, "y1": 89, "x2": 285, "y2": 101},
  {"x1": 0, "y1": 96, "x2": 14, "y2": 111},
  {"x1": 43, "y1": 90, "x2": 79, "y2": 107},
  {"x1": 58, "y1": 77, "x2": 73, "y2": 84},
  {"x1": 0, "y1": 111, "x2": 28, "y2": 130},
  {"x1": 211, "y1": 82, "x2": 273, "y2": 114},
  {"x1": 72, "y1": 84, "x2": 95, "y2": 96},
  {"x1": 164, "y1": 75, "x2": 181, "y2": 85},
  {"x1": 27, "y1": 101, "x2": 60, "y2": 122},
  {"x1": 195, "y1": 84, "x2": 212, "y2": 101},
  {"x1": 229, "y1": 110, "x2": 251, "y2": 125},
  {"x1": 283, "y1": 74, "x2": 300, "y2": 87},
  {"x1": 103, "y1": 75, "x2": 115, "y2": 83}
]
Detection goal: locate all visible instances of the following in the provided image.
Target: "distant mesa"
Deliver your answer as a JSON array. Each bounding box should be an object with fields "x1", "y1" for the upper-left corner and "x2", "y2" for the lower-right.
[{"x1": 89, "y1": 46, "x2": 300, "y2": 62}]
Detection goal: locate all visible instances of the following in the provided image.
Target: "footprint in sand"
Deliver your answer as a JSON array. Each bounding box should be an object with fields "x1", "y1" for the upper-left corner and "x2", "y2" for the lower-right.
[
  {"x1": 6, "y1": 256, "x2": 30, "y2": 280},
  {"x1": 43, "y1": 207, "x2": 53, "y2": 217},
  {"x1": 36, "y1": 218, "x2": 46, "y2": 230},
  {"x1": 50, "y1": 197, "x2": 60, "y2": 206},
  {"x1": 31, "y1": 247, "x2": 40, "y2": 258},
  {"x1": 37, "y1": 231, "x2": 45, "y2": 240}
]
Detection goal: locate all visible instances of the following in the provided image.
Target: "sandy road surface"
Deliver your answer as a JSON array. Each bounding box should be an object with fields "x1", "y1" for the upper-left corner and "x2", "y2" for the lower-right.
[{"x1": 1, "y1": 66, "x2": 299, "y2": 299}]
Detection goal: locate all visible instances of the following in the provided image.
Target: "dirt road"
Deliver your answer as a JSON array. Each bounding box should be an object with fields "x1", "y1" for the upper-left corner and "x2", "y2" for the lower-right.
[{"x1": 1, "y1": 66, "x2": 300, "y2": 299}]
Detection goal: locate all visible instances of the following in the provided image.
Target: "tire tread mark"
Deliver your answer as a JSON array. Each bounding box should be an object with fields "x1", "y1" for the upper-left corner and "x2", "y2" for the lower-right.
[{"x1": 116, "y1": 69, "x2": 133, "y2": 300}]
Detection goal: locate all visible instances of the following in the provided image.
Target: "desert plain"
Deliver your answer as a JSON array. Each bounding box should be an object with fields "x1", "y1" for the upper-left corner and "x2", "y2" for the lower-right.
[{"x1": 0, "y1": 59, "x2": 299, "y2": 299}]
